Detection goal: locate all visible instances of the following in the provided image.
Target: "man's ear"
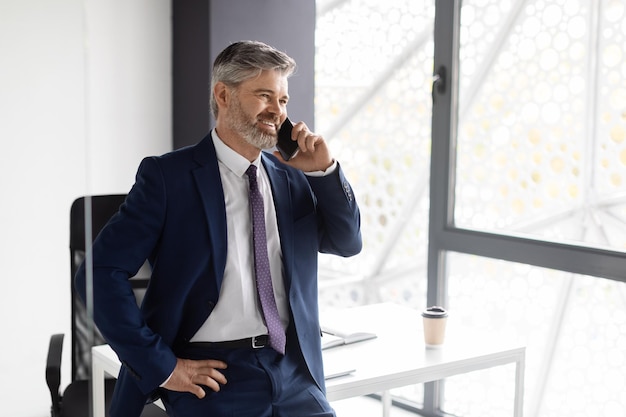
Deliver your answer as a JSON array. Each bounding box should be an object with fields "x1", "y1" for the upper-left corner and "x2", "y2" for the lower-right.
[{"x1": 214, "y1": 82, "x2": 230, "y2": 111}]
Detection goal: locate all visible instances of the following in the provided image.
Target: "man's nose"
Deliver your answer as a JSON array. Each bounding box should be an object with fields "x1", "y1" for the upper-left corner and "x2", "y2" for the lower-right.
[{"x1": 267, "y1": 98, "x2": 284, "y2": 116}]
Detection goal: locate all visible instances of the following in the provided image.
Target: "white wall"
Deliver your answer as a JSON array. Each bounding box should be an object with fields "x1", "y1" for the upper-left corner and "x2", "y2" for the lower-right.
[{"x1": 0, "y1": 1, "x2": 171, "y2": 415}]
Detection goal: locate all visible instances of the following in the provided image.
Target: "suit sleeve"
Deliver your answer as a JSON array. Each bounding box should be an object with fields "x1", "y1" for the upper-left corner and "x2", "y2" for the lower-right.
[
  {"x1": 306, "y1": 161, "x2": 362, "y2": 256},
  {"x1": 74, "y1": 157, "x2": 177, "y2": 395}
]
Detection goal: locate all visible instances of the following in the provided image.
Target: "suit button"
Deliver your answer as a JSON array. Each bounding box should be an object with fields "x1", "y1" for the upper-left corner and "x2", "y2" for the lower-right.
[{"x1": 343, "y1": 182, "x2": 353, "y2": 202}]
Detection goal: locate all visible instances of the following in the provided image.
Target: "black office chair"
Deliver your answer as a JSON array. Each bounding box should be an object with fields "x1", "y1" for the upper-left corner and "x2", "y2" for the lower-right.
[{"x1": 46, "y1": 195, "x2": 167, "y2": 417}]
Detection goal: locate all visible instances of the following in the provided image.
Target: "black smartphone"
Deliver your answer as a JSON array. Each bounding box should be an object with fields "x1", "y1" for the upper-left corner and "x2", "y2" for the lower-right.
[{"x1": 276, "y1": 117, "x2": 299, "y2": 161}]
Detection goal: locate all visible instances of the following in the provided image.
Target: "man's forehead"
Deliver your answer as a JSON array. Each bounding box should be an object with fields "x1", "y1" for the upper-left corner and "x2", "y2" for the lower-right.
[{"x1": 241, "y1": 71, "x2": 289, "y2": 94}]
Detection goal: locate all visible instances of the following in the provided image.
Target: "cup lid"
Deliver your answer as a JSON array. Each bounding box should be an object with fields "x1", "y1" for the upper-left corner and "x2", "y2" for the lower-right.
[{"x1": 422, "y1": 306, "x2": 448, "y2": 318}]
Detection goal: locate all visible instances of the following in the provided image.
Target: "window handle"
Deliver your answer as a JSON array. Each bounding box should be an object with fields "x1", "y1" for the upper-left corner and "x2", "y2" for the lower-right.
[{"x1": 432, "y1": 66, "x2": 446, "y2": 103}]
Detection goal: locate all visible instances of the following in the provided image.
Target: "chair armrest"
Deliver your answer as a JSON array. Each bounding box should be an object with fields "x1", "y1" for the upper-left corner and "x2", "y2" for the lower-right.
[{"x1": 46, "y1": 333, "x2": 64, "y2": 416}]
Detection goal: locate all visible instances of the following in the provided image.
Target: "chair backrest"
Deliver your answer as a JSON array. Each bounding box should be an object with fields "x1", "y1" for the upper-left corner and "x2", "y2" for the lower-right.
[{"x1": 69, "y1": 195, "x2": 151, "y2": 381}]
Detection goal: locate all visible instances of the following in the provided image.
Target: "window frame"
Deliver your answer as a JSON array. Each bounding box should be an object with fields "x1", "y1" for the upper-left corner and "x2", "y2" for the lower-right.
[
  {"x1": 427, "y1": 0, "x2": 626, "y2": 414},
  {"x1": 428, "y1": 0, "x2": 626, "y2": 308}
]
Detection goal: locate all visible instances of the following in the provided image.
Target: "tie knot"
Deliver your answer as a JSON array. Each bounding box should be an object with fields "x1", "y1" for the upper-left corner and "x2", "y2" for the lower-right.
[{"x1": 246, "y1": 164, "x2": 257, "y2": 180}]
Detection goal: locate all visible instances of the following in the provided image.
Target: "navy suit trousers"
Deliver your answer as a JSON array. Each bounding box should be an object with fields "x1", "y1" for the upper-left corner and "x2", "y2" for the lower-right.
[{"x1": 160, "y1": 343, "x2": 335, "y2": 417}]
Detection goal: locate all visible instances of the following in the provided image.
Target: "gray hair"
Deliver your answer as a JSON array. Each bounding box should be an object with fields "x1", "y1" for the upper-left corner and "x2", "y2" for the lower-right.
[{"x1": 210, "y1": 41, "x2": 297, "y2": 118}]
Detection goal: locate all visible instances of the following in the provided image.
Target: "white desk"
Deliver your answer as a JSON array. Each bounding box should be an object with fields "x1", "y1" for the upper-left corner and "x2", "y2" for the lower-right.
[
  {"x1": 321, "y1": 303, "x2": 525, "y2": 416},
  {"x1": 92, "y1": 303, "x2": 525, "y2": 417}
]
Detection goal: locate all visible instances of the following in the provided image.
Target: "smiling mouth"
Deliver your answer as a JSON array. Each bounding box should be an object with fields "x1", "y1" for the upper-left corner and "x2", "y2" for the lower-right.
[{"x1": 258, "y1": 120, "x2": 278, "y2": 131}]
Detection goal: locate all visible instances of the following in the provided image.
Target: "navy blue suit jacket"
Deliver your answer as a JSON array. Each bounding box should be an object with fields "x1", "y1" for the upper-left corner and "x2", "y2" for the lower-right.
[{"x1": 75, "y1": 134, "x2": 362, "y2": 416}]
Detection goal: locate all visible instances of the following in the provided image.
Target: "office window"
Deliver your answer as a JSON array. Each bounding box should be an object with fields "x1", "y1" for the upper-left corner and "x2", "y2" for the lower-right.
[
  {"x1": 317, "y1": 0, "x2": 626, "y2": 416},
  {"x1": 315, "y1": 0, "x2": 435, "y2": 308},
  {"x1": 455, "y1": 0, "x2": 626, "y2": 251},
  {"x1": 446, "y1": 252, "x2": 626, "y2": 417},
  {"x1": 431, "y1": 0, "x2": 626, "y2": 416}
]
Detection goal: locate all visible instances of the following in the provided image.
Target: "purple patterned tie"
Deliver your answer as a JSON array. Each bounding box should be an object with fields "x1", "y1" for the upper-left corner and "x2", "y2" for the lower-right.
[{"x1": 246, "y1": 164, "x2": 286, "y2": 354}]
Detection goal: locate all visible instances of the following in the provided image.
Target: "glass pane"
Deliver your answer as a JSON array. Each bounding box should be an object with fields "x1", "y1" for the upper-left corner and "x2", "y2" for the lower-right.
[
  {"x1": 315, "y1": 0, "x2": 435, "y2": 308},
  {"x1": 446, "y1": 252, "x2": 626, "y2": 417},
  {"x1": 455, "y1": 0, "x2": 626, "y2": 251}
]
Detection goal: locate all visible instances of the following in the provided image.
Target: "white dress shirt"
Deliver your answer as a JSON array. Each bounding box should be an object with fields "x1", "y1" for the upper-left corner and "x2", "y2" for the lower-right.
[{"x1": 190, "y1": 130, "x2": 290, "y2": 342}]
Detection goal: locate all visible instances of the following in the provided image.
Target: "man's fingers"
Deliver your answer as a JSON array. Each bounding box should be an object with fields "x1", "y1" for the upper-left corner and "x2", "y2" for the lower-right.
[
  {"x1": 165, "y1": 358, "x2": 228, "y2": 397},
  {"x1": 292, "y1": 122, "x2": 312, "y2": 152},
  {"x1": 190, "y1": 383, "x2": 207, "y2": 399},
  {"x1": 209, "y1": 367, "x2": 228, "y2": 385},
  {"x1": 195, "y1": 360, "x2": 228, "y2": 382},
  {"x1": 193, "y1": 372, "x2": 224, "y2": 393},
  {"x1": 192, "y1": 359, "x2": 228, "y2": 387},
  {"x1": 203, "y1": 359, "x2": 228, "y2": 369},
  {"x1": 194, "y1": 366, "x2": 228, "y2": 386},
  {"x1": 276, "y1": 121, "x2": 333, "y2": 172},
  {"x1": 294, "y1": 127, "x2": 319, "y2": 153}
]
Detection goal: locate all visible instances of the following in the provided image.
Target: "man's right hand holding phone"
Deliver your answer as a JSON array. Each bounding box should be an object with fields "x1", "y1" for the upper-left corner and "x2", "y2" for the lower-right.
[{"x1": 274, "y1": 118, "x2": 334, "y2": 174}]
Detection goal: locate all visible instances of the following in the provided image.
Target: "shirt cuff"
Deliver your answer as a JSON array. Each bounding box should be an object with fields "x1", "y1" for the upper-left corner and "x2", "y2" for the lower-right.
[
  {"x1": 160, "y1": 371, "x2": 173, "y2": 387},
  {"x1": 304, "y1": 159, "x2": 338, "y2": 177}
]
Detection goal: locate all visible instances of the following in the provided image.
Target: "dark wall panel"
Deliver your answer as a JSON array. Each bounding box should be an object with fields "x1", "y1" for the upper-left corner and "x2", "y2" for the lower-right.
[
  {"x1": 173, "y1": 0, "x2": 316, "y2": 149},
  {"x1": 172, "y1": 0, "x2": 211, "y2": 149}
]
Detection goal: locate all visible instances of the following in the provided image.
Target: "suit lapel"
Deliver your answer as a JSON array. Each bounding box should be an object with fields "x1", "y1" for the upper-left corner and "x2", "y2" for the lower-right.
[{"x1": 192, "y1": 136, "x2": 228, "y2": 291}]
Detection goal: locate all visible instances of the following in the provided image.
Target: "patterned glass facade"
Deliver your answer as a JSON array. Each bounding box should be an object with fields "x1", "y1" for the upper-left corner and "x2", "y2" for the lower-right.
[{"x1": 315, "y1": 1, "x2": 626, "y2": 415}]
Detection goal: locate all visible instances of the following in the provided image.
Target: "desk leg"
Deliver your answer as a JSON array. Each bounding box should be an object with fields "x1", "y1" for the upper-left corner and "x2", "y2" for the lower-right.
[
  {"x1": 382, "y1": 391, "x2": 391, "y2": 417},
  {"x1": 514, "y1": 353, "x2": 525, "y2": 417},
  {"x1": 92, "y1": 358, "x2": 106, "y2": 417}
]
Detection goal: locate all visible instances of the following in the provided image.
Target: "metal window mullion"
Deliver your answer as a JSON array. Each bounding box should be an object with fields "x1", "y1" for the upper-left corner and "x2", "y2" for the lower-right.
[
  {"x1": 426, "y1": 0, "x2": 462, "y2": 415},
  {"x1": 428, "y1": 0, "x2": 461, "y2": 309}
]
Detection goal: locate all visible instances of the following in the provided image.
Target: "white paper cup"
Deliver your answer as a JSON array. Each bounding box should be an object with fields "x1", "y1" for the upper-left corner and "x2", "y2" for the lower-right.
[{"x1": 422, "y1": 306, "x2": 448, "y2": 347}]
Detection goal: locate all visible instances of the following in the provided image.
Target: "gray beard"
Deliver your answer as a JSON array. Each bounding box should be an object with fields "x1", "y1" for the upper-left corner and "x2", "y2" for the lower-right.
[
  {"x1": 228, "y1": 98, "x2": 278, "y2": 150},
  {"x1": 240, "y1": 123, "x2": 276, "y2": 150}
]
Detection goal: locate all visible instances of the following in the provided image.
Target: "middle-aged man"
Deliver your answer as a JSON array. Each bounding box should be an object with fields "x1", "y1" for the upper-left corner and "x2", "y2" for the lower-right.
[{"x1": 76, "y1": 40, "x2": 362, "y2": 417}]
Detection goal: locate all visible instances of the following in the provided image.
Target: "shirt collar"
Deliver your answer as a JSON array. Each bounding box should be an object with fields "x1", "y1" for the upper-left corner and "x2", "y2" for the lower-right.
[{"x1": 211, "y1": 129, "x2": 262, "y2": 177}]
